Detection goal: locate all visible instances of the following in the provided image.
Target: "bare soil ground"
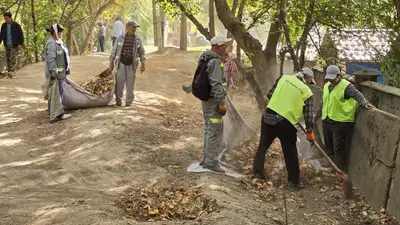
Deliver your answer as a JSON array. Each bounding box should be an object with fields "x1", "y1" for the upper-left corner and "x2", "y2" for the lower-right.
[{"x1": 0, "y1": 49, "x2": 397, "y2": 225}]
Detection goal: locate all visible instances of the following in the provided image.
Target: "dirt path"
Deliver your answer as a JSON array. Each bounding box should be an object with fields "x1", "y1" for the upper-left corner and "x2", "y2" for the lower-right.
[{"x1": 0, "y1": 49, "x2": 396, "y2": 225}]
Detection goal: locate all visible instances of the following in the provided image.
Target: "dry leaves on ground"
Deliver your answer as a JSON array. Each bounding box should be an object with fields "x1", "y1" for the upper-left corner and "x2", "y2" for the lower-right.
[
  {"x1": 117, "y1": 186, "x2": 218, "y2": 222},
  {"x1": 81, "y1": 68, "x2": 114, "y2": 95},
  {"x1": 227, "y1": 136, "x2": 398, "y2": 225}
]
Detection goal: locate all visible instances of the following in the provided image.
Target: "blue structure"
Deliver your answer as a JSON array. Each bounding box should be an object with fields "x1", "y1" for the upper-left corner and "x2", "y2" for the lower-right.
[{"x1": 346, "y1": 61, "x2": 385, "y2": 84}]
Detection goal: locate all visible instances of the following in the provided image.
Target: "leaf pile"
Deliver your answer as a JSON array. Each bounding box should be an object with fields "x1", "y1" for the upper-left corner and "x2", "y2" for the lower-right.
[
  {"x1": 117, "y1": 186, "x2": 218, "y2": 221},
  {"x1": 81, "y1": 68, "x2": 113, "y2": 95}
]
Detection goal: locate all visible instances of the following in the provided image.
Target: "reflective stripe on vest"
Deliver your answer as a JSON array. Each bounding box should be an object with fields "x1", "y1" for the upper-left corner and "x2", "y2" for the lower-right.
[
  {"x1": 322, "y1": 79, "x2": 358, "y2": 122},
  {"x1": 267, "y1": 75, "x2": 313, "y2": 125},
  {"x1": 57, "y1": 50, "x2": 63, "y2": 55},
  {"x1": 222, "y1": 82, "x2": 227, "y2": 86},
  {"x1": 209, "y1": 117, "x2": 223, "y2": 124},
  {"x1": 57, "y1": 67, "x2": 64, "y2": 72}
]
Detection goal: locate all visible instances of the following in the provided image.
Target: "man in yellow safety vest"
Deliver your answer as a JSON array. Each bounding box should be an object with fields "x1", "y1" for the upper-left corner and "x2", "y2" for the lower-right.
[
  {"x1": 253, "y1": 68, "x2": 316, "y2": 189},
  {"x1": 315, "y1": 65, "x2": 376, "y2": 172}
]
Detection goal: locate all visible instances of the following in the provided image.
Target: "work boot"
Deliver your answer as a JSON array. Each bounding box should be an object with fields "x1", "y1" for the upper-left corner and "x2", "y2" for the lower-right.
[
  {"x1": 182, "y1": 85, "x2": 192, "y2": 93},
  {"x1": 199, "y1": 160, "x2": 204, "y2": 166},
  {"x1": 287, "y1": 182, "x2": 303, "y2": 191},
  {"x1": 115, "y1": 103, "x2": 122, "y2": 107},
  {"x1": 253, "y1": 173, "x2": 266, "y2": 180},
  {"x1": 203, "y1": 163, "x2": 225, "y2": 174}
]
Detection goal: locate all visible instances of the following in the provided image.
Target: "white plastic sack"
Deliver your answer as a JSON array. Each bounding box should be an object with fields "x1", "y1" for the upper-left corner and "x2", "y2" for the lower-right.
[{"x1": 62, "y1": 77, "x2": 114, "y2": 110}]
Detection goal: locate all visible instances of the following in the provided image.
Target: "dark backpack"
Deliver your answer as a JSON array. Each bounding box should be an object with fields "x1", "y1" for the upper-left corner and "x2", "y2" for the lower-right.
[{"x1": 192, "y1": 55, "x2": 218, "y2": 101}]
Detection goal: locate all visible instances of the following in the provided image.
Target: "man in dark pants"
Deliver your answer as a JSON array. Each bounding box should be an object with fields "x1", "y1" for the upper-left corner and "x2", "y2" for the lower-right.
[
  {"x1": 315, "y1": 65, "x2": 376, "y2": 172},
  {"x1": 97, "y1": 22, "x2": 106, "y2": 52},
  {"x1": 0, "y1": 12, "x2": 24, "y2": 78},
  {"x1": 253, "y1": 68, "x2": 316, "y2": 189}
]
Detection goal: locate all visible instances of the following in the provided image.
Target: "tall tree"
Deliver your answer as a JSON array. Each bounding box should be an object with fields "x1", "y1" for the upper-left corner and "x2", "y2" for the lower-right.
[
  {"x1": 209, "y1": 0, "x2": 215, "y2": 36},
  {"x1": 180, "y1": 13, "x2": 187, "y2": 50},
  {"x1": 80, "y1": 0, "x2": 116, "y2": 54}
]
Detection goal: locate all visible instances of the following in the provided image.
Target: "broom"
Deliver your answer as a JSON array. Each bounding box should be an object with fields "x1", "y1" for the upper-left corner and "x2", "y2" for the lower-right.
[{"x1": 298, "y1": 123, "x2": 353, "y2": 199}]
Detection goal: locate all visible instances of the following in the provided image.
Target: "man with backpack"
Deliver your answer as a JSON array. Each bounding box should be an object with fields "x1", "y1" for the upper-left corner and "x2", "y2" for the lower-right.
[{"x1": 192, "y1": 36, "x2": 230, "y2": 173}]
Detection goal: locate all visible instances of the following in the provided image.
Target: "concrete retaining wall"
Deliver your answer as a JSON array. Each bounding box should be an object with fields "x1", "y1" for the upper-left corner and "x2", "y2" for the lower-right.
[
  {"x1": 311, "y1": 78, "x2": 400, "y2": 220},
  {"x1": 349, "y1": 109, "x2": 400, "y2": 210},
  {"x1": 359, "y1": 81, "x2": 400, "y2": 117}
]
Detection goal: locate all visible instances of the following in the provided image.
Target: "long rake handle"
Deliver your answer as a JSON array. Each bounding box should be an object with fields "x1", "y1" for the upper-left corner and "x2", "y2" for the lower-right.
[{"x1": 297, "y1": 123, "x2": 344, "y2": 174}]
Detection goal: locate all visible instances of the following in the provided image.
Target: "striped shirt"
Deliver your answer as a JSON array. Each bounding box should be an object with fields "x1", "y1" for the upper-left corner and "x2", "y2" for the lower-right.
[{"x1": 121, "y1": 34, "x2": 136, "y2": 61}]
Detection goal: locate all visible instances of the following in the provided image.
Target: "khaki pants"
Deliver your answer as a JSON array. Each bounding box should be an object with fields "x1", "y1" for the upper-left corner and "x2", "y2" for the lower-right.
[
  {"x1": 115, "y1": 63, "x2": 136, "y2": 106},
  {"x1": 202, "y1": 98, "x2": 224, "y2": 167}
]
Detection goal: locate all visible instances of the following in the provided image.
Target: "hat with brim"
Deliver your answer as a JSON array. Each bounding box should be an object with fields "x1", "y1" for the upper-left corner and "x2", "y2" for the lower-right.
[
  {"x1": 210, "y1": 36, "x2": 232, "y2": 46},
  {"x1": 325, "y1": 65, "x2": 340, "y2": 80},
  {"x1": 127, "y1": 21, "x2": 140, "y2": 28},
  {"x1": 300, "y1": 67, "x2": 316, "y2": 84}
]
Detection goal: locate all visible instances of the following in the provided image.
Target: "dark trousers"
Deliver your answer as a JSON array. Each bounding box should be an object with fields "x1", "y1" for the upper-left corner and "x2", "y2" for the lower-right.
[
  {"x1": 98, "y1": 36, "x2": 105, "y2": 52},
  {"x1": 112, "y1": 36, "x2": 117, "y2": 46},
  {"x1": 253, "y1": 116, "x2": 300, "y2": 184},
  {"x1": 322, "y1": 121, "x2": 355, "y2": 172}
]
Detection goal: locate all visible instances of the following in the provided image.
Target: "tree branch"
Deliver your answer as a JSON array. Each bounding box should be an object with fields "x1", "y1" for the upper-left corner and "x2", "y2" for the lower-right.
[
  {"x1": 279, "y1": 8, "x2": 300, "y2": 71},
  {"x1": 263, "y1": 14, "x2": 281, "y2": 60},
  {"x1": 246, "y1": 7, "x2": 271, "y2": 31},
  {"x1": 60, "y1": 0, "x2": 72, "y2": 22},
  {"x1": 298, "y1": 0, "x2": 316, "y2": 68},
  {"x1": 2, "y1": 1, "x2": 19, "y2": 12},
  {"x1": 171, "y1": 0, "x2": 212, "y2": 40}
]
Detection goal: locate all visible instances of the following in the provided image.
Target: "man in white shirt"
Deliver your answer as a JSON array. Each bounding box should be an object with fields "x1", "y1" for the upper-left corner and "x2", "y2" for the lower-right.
[{"x1": 111, "y1": 17, "x2": 125, "y2": 46}]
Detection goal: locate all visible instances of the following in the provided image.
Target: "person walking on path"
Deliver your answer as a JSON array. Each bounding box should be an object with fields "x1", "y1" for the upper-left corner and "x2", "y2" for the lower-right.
[
  {"x1": 44, "y1": 23, "x2": 72, "y2": 122},
  {"x1": 253, "y1": 68, "x2": 316, "y2": 189},
  {"x1": 109, "y1": 21, "x2": 145, "y2": 107},
  {"x1": 315, "y1": 65, "x2": 376, "y2": 172},
  {"x1": 191, "y1": 36, "x2": 230, "y2": 173},
  {"x1": 97, "y1": 22, "x2": 106, "y2": 52},
  {"x1": 0, "y1": 12, "x2": 24, "y2": 78},
  {"x1": 111, "y1": 17, "x2": 124, "y2": 46}
]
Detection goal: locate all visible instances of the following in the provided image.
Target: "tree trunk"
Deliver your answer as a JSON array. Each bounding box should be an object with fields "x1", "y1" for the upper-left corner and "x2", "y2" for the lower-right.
[
  {"x1": 236, "y1": 60, "x2": 265, "y2": 109},
  {"x1": 30, "y1": 0, "x2": 39, "y2": 62},
  {"x1": 171, "y1": 0, "x2": 212, "y2": 40},
  {"x1": 263, "y1": 14, "x2": 281, "y2": 84},
  {"x1": 81, "y1": 19, "x2": 98, "y2": 54},
  {"x1": 157, "y1": 16, "x2": 163, "y2": 52},
  {"x1": 14, "y1": 0, "x2": 22, "y2": 21},
  {"x1": 161, "y1": 8, "x2": 165, "y2": 48},
  {"x1": 279, "y1": 49, "x2": 287, "y2": 75},
  {"x1": 209, "y1": 0, "x2": 215, "y2": 36},
  {"x1": 298, "y1": 0, "x2": 316, "y2": 68},
  {"x1": 180, "y1": 13, "x2": 187, "y2": 51},
  {"x1": 214, "y1": 0, "x2": 277, "y2": 93},
  {"x1": 81, "y1": 0, "x2": 115, "y2": 54},
  {"x1": 235, "y1": 0, "x2": 246, "y2": 65},
  {"x1": 66, "y1": 25, "x2": 73, "y2": 55},
  {"x1": 72, "y1": 34, "x2": 81, "y2": 55},
  {"x1": 227, "y1": 0, "x2": 239, "y2": 38},
  {"x1": 152, "y1": 0, "x2": 158, "y2": 46}
]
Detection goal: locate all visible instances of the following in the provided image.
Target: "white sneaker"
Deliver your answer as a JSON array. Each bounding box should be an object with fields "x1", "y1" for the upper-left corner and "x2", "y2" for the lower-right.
[{"x1": 60, "y1": 114, "x2": 72, "y2": 120}]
